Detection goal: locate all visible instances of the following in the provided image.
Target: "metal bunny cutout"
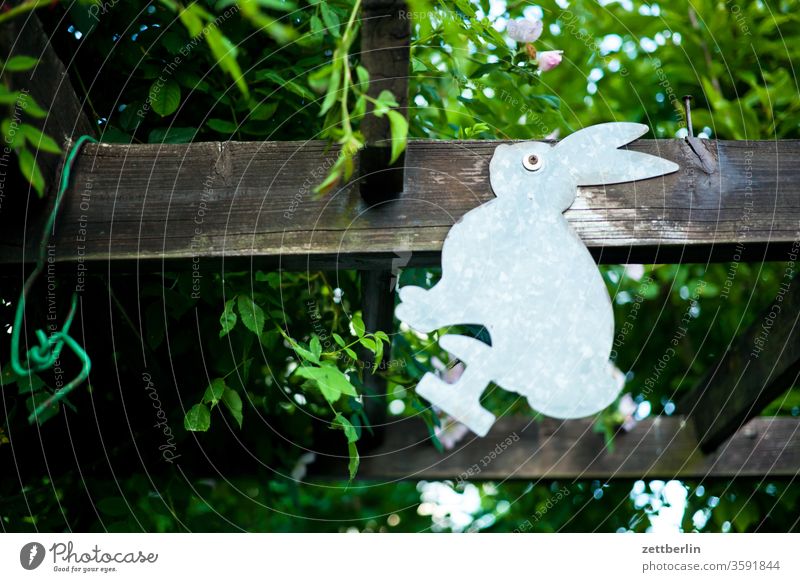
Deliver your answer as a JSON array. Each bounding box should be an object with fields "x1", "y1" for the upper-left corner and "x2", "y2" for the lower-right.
[{"x1": 396, "y1": 123, "x2": 679, "y2": 436}]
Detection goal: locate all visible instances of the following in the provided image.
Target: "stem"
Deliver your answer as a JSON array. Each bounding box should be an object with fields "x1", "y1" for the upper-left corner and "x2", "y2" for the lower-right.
[
  {"x1": 0, "y1": 0, "x2": 51, "y2": 26},
  {"x1": 222, "y1": 358, "x2": 250, "y2": 380},
  {"x1": 337, "y1": 0, "x2": 362, "y2": 136},
  {"x1": 322, "y1": 335, "x2": 365, "y2": 357}
]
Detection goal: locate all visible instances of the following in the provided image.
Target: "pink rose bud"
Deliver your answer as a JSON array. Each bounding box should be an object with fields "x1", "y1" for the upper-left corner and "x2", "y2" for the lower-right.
[
  {"x1": 537, "y1": 50, "x2": 563, "y2": 72},
  {"x1": 507, "y1": 18, "x2": 543, "y2": 43}
]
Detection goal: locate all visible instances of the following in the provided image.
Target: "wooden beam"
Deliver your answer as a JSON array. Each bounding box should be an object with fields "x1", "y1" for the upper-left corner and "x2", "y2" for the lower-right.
[
  {"x1": 356, "y1": 0, "x2": 410, "y2": 439},
  {"x1": 310, "y1": 416, "x2": 800, "y2": 480},
  {"x1": 358, "y1": 0, "x2": 410, "y2": 200},
  {"x1": 1, "y1": 139, "x2": 798, "y2": 270},
  {"x1": 680, "y1": 276, "x2": 800, "y2": 452}
]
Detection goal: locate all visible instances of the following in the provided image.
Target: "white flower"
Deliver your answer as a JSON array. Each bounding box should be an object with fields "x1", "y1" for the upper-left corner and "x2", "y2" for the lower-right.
[{"x1": 507, "y1": 18, "x2": 543, "y2": 43}]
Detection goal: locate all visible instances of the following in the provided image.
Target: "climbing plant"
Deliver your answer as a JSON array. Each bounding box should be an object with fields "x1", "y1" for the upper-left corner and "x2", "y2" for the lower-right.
[{"x1": 1, "y1": 0, "x2": 799, "y2": 533}]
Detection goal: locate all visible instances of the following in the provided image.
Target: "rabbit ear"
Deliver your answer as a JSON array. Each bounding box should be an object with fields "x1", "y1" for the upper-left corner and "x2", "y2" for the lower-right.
[{"x1": 555, "y1": 122, "x2": 679, "y2": 186}]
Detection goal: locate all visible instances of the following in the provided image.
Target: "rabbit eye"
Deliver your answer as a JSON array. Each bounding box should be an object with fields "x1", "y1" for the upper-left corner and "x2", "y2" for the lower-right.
[{"x1": 522, "y1": 153, "x2": 543, "y2": 171}]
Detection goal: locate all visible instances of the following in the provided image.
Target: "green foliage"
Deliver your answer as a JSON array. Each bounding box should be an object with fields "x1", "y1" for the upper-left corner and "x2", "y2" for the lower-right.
[
  {"x1": 184, "y1": 403, "x2": 211, "y2": 431},
  {"x1": 2, "y1": 0, "x2": 800, "y2": 534},
  {"x1": 0, "y1": 54, "x2": 61, "y2": 197},
  {"x1": 148, "y1": 79, "x2": 181, "y2": 116},
  {"x1": 309, "y1": 0, "x2": 408, "y2": 194}
]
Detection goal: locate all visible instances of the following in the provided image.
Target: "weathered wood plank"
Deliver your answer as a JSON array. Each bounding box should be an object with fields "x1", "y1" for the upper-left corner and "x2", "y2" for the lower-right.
[
  {"x1": 358, "y1": 0, "x2": 410, "y2": 199},
  {"x1": 1, "y1": 139, "x2": 798, "y2": 270},
  {"x1": 680, "y1": 275, "x2": 800, "y2": 452},
  {"x1": 356, "y1": 0, "x2": 409, "y2": 439},
  {"x1": 311, "y1": 416, "x2": 800, "y2": 480}
]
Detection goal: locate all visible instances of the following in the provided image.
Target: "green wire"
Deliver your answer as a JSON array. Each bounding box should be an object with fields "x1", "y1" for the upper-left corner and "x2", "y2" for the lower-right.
[{"x1": 10, "y1": 135, "x2": 97, "y2": 424}]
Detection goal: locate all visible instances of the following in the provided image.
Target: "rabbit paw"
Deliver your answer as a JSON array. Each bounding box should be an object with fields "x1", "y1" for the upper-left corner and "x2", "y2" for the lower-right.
[{"x1": 416, "y1": 373, "x2": 495, "y2": 437}]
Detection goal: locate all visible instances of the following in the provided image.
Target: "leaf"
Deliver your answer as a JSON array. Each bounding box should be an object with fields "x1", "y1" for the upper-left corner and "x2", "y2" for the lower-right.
[
  {"x1": 237, "y1": 295, "x2": 265, "y2": 336},
  {"x1": 334, "y1": 413, "x2": 360, "y2": 480},
  {"x1": 16, "y1": 373, "x2": 45, "y2": 395},
  {"x1": 184, "y1": 403, "x2": 211, "y2": 431},
  {"x1": 119, "y1": 102, "x2": 144, "y2": 131},
  {"x1": 2, "y1": 119, "x2": 24, "y2": 149},
  {"x1": 219, "y1": 298, "x2": 237, "y2": 337},
  {"x1": 469, "y1": 61, "x2": 501, "y2": 78},
  {"x1": 204, "y1": 26, "x2": 249, "y2": 97},
  {"x1": 373, "y1": 339, "x2": 384, "y2": 373},
  {"x1": 332, "y1": 333, "x2": 346, "y2": 348},
  {"x1": 149, "y1": 79, "x2": 181, "y2": 116},
  {"x1": 148, "y1": 127, "x2": 196, "y2": 143},
  {"x1": 235, "y1": 0, "x2": 297, "y2": 44},
  {"x1": 319, "y1": 65, "x2": 341, "y2": 115},
  {"x1": 359, "y1": 337, "x2": 376, "y2": 351},
  {"x1": 254, "y1": 71, "x2": 315, "y2": 100},
  {"x1": 26, "y1": 395, "x2": 59, "y2": 424},
  {"x1": 255, "y1": 270, "x2": 280, "y2": 288},
  {"x1": 372, "y1": 89, "x2": 399, "y2": 116},
  {"x1": 100, "y1": 127, "x2": 132, "y2": 143},
  {"x1": 386, "y1": 110, "x2": 408, "y2": 164},
  {"x1": 20, "y1": 124, "x2": 61, "y2": 154},
  {"x1": 310, "y1": 14, "x2": 324, "y2": 38},
  {"x1": 162, "y1": 31, "x2": 186, "y2": 55},
  {"x1": 249, "y1": 102, "x2": 278, "y2": 121},
  {"x1": 353, "y1": 95, "x2": 366, "y2": 119},
  {"x1": 222, "y1": 388, "x2": 243, "y2": 428},
  {"x1": 313, "y1": 166, "x2": 341, "y2": 195},
  {"x1": 252, "y1": 0, "x2": 297, "y2": 11},
  {"x1": 178, "y1": 4, "x2": 205, "y2": 37},
  {"x1": 334, "y1": 412, "x2": 358, "y2": 442},
  {"x1": 207, "y1": 118, "x2": 239, "y2": 133},
  {"x1": 203, "y1": 378, "x2": 227, "y2": 407},
  {"x1": 278, "y1": 328, "x2": 320, "y2": 364},
  {"x1": 355, "y1": 65, "x2": 369, "y2": 89},
  {"x1": 310, "y1": 335, "x2": 322, "y2": 360},
  {"x1": 295, "y1": 363, "x2": 357, "y2": 404},
  {"x1": 17, "y1": 148, "x2": 45, "y2": 197},
  {"x1": 21, "y1": 97, "x2": 47, "y2": 118},
  {"x1": 351, "y1": 313, "x2": 365, "y2": 337},
  {"x1": 320, "y1": 3, "x2": 340, "y2": 37},
  {"x1": 347, "y1": 441, "x2": 359, "y2": 480},
  {"x1": 0, "y1": 90, "x2": 22, "y2": 105},
  {"x1": 307, "y1": 64, "x2": 332, "y2": 93},
  {"x1": 4, "y1": 56, "x2": 38, "y2": 72}
]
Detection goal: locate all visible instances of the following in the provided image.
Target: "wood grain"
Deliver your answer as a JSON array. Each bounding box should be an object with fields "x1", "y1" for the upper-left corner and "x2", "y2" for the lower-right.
[
  {"x1": 1, "y1": 139, "x2": 798, "y2": 271},
  {"x1": 310, "y1": 416, "x2": 800, "y2": 480},
  {"x1": 357, "y1": 1, "x2": 410, "y2": 439}
]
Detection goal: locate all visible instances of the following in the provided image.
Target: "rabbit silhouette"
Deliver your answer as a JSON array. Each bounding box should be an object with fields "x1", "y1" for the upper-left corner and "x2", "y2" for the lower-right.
[{"x1": 396, "y1": 122, "x2": 679, "y2": 436}]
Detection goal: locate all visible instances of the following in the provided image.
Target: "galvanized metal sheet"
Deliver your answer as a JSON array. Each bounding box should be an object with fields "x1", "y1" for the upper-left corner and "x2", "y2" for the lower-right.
[{"x1": 396, "y1": 122, "x2": 679, "y2": 436}]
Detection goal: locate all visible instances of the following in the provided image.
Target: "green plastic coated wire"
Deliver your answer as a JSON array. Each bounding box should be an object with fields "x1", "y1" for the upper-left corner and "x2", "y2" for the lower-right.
[{"x1": 10, "y1": 135, "x2": 97, "y2": 424}]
